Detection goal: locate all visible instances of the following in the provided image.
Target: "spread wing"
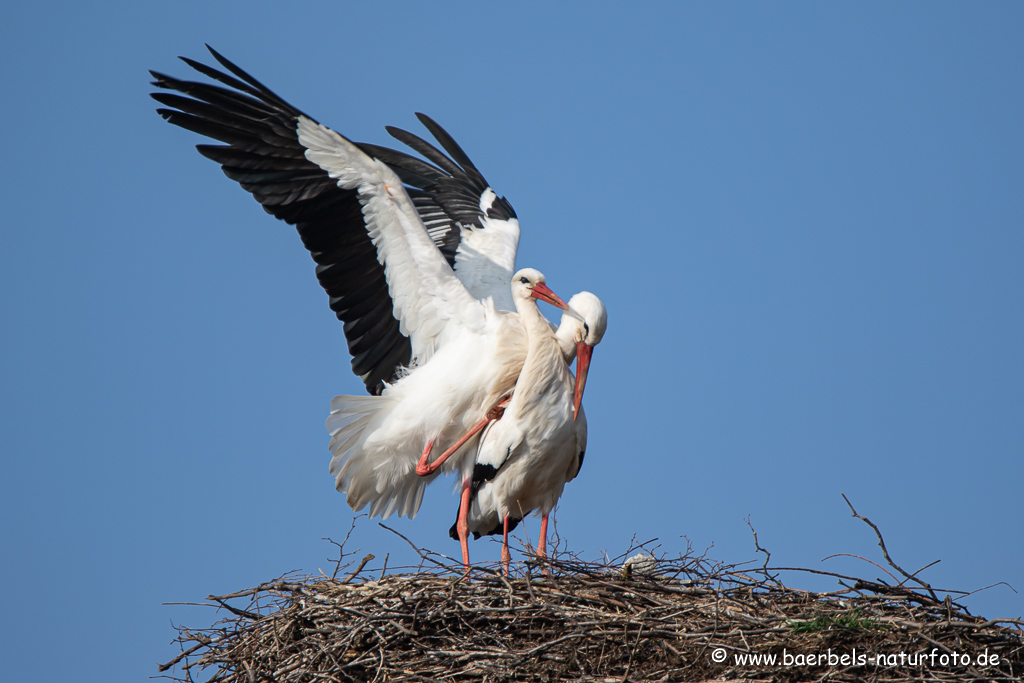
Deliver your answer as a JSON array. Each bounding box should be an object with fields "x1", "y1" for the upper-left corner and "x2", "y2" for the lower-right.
[{"x1": 151, "y1": 46, "x2": 483, "y2": 393}]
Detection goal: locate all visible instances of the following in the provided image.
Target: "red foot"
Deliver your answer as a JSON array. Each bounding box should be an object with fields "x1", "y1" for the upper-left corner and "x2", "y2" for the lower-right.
[
  {"x1": 486, "y1": 393, "x2": 513, "y2": 422},
  {"x1": 415, "y1": 394, "x2": 514, "y2": 477},
  {"x1": 416, "y1": 417, "x2": 485, "y2": 476}
]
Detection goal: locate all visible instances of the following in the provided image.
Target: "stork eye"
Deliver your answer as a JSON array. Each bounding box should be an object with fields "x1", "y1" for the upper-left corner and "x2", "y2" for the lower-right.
[
  {"x1": 519, "y1": 276, "x2": 530, "y2": 284},
  {"x1": 583, "y1": 322, "x2": 590, "y2": 337}
]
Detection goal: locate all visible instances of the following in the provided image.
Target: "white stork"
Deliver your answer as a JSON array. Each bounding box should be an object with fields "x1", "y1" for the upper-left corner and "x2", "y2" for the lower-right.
[
  {"x1": 451, "y1": 292, "x2": 607, "y2": 574},
  {"x1": 151, "y1": 48, "x2": 603, "y2": 568}
]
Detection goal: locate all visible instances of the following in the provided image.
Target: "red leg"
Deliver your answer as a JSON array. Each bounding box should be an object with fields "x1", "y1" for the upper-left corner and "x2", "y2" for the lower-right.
[
  {"x1": 415, "y1": 394, "x2": 514, "y2": 477},
  {"x1": 538, "y1": 514, "x2": 549, "y2": 557},
  {"x1": 502, "y1": 514, "x2": 511, "y2": 577},
  {"x1": 416, "y1": 418, "x2": 486, "y2": 476},
  {"x1": 457, "y1": 474, "x2": 472, "y2": 573}
]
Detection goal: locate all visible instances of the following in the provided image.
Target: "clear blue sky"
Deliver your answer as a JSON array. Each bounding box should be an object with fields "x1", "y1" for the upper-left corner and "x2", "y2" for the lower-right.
[{"x1": 2, "y1": 3, "x2": 1021, "y2": 680}]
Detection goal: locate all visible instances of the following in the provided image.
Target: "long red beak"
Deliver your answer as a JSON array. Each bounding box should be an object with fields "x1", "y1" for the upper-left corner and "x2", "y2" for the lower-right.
[
  {"x1": 530, "y1": 282, "x2": 569, "y2": 310},
  {"x1": 573, "y1": 341, "x2": 593, "y2": 421}
]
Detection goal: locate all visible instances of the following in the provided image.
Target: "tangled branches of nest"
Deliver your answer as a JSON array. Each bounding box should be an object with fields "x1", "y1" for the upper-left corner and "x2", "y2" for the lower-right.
[{"x1": 160, "y1": 501, "x2": 1022, "y2": 682}]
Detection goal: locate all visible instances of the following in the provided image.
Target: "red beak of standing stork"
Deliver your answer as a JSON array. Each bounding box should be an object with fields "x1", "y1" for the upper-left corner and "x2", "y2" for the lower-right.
[
  {"x1": 573, "y1": 340, "x2": 593, "y2": 421},
  {"x1": 565, "y1": 292, "x2": 607, "y2": 423}
]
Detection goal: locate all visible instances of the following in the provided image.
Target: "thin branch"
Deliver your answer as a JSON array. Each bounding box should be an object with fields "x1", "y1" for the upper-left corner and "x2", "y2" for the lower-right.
[
  {"x1": 821, "y1": 552, "x2": 899, "y2": 584},
  {"x1": 841, "y1": 492, "x2": 941, "y2": 602},
  {"x1": 378, "y1": 523, "x2": 451, "y2": 570},
  {"x1": 342, "y1": 554, "x2": 376, "y2": 585}
]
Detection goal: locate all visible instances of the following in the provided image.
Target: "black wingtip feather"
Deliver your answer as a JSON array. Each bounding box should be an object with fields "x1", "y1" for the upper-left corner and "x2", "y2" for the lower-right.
[
  {"x1": 175, "y1": 48, "x2": 307, "y2": 122},
  {"x1": 414, "y1": 112, "x2": 486, "y2": 183},
  {"x1": 385, "y1": 125, "x2": 467, "y2": 179},
  {"x1": 152, "y1": 48, "x2": 412, "y2": 396}
]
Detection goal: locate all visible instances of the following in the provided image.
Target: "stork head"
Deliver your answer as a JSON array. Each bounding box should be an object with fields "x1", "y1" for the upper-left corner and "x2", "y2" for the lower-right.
[
  {"x1": 562, "y1": 292, "x2": 607, "y2": 421},
  {"x1": 511, "y1": 268, "x2": 568, "y2": 310}
]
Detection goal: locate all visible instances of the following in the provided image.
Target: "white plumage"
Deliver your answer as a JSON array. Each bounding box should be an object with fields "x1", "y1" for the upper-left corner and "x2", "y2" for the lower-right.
[{"x1": 325, "y1": 296, "x2": 527, "y2": 519}]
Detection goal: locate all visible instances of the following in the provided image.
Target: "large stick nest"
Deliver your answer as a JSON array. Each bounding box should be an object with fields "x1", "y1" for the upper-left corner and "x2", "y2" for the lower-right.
[{"x1": 161, "y1": 507, "x2": 1022, "y2": 682}]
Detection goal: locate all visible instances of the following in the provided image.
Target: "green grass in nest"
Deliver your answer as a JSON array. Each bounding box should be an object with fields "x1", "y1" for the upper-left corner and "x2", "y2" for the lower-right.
[{"x1": 788, "y1": 608, "x2": 885, "y2": 634}]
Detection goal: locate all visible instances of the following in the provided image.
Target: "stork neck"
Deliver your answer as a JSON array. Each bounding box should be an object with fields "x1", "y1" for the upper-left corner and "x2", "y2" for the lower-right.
[
  {"x1": 554, "y1": 320, "x2": 577, "y2": 364},
  {"x1": 516, "y1": 296, "x2": 555, "y2": 341},
  {"x1": 512, "y1": 295, "x2": 568, "y2": 411}
]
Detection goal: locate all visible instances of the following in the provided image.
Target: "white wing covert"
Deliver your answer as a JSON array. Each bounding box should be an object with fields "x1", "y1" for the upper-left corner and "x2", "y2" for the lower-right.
[
  {"x1": 298, "y1": 118, "x2": 485, "y2": 365},
  {"x1": 359, "y1": 115, "x2": 522, "y2": 311}
]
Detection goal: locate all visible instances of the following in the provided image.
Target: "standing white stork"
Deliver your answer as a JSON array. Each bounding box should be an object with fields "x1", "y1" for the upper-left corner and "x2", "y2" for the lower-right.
[
  {"x1": 451, "y1": 292, "x2": 607, "y2": 574},
  {"x1": 151, "y1": 48, "x2": 601, "y2": 568}
]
